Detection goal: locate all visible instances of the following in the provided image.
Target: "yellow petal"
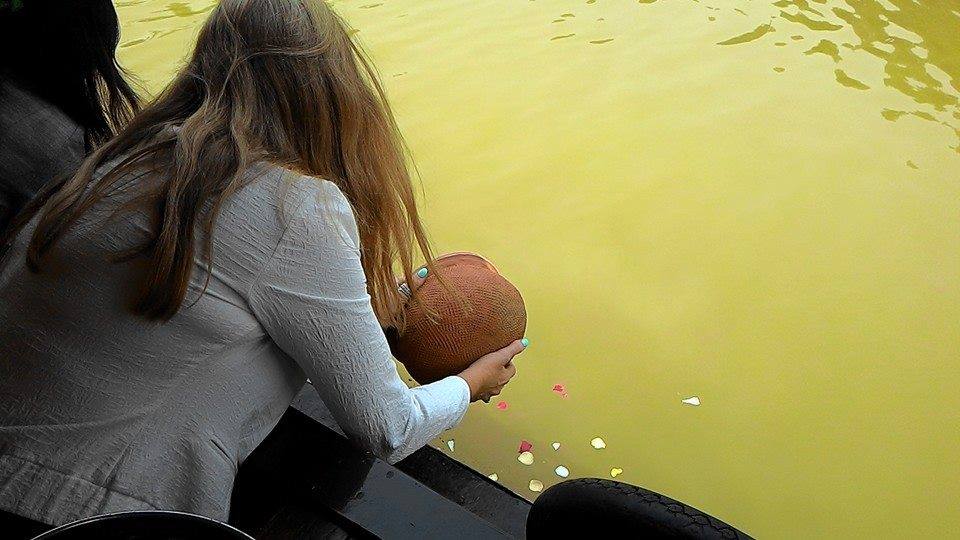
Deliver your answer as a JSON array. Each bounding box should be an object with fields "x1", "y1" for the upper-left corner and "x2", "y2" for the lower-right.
[
  {"x1": 610, "y1": 467, "x2": 623, "y2": 478},
  {"x1": 518, "y1": 451, "x2": 534, "y2": 465},
  {"x1": 529, "y1": 479, "x2": 544, "y2": 492},
  {"x1": 590, "y1": 437, "x2": 606, "y2": 449}
]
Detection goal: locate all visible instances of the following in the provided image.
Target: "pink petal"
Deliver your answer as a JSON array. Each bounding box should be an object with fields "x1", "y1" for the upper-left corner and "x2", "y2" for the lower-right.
[
  {"x1": 518, "y1": 440, "x2": 533, "y2": 453},
  {"x1": 497, "y1": 401, "x2": 508, "y2": 410}
]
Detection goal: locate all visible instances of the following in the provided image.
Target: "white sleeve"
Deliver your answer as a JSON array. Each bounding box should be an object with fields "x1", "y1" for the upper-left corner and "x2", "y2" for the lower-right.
[{"x1": 248, "y1": 180, "x2": 469, "y2": 463}]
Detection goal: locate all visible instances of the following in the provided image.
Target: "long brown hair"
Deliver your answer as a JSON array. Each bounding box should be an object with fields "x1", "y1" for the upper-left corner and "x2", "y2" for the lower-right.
[{"x1": 7, "y1": 0, "x2": 433, "y2": 326}]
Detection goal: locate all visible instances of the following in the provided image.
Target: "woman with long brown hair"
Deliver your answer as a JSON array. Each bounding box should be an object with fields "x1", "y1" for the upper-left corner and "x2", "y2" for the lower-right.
[{"x1": 0, "y1": 0, "x2": 523, "y2": 529}]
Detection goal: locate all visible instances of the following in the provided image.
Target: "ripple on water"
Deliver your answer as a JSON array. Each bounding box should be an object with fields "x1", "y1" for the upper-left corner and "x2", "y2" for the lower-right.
[
  {"x1": 710, "y1": 0, "x2": 960, "y2": 150},
  {"x1": 135, "y1": 2, "x2": 215, "y2": 23},
  {"x1": 717, "y1": 24, "x2": 775, "y2": 46},
  {"x1": 120, "y1": 28, "x2": 184, "y2": 49}
]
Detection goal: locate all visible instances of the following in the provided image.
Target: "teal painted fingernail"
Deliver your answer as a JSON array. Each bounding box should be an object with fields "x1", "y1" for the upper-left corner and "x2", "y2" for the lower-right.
[
  {"x1": 521, "y1": 338, "x2": 530, "y2": 348},
  {"x1": 416, "y1": 267, "x2": 428, "y2": 279}
]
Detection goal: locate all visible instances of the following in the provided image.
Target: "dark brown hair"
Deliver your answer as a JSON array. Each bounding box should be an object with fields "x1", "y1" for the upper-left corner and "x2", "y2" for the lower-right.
[
  {"x1": 6, "y1": 0, "x2": 434, "y2": 325},
  {"x1": 0, "y1": 0, "x2": 141, "y2": 149}
]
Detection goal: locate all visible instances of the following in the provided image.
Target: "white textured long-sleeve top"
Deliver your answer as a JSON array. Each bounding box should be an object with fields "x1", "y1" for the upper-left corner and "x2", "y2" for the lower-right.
[{"x1": 0, "y1": 163, "x2": 470, "y2": 526}]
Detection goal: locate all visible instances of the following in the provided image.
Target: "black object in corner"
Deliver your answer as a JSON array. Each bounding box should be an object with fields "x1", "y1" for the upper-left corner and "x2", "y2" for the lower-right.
[{"x1": 526, "y1": 478, "x2": 754, "y2": 539}]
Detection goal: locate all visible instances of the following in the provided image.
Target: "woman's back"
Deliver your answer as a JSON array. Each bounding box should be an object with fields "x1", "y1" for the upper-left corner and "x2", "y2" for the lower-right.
[{"x1": 0, "y1": 165, "x2": 338, "y2": 524}]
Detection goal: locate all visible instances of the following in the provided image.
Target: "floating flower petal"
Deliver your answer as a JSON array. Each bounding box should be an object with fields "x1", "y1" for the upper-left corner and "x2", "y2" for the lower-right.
[
  {"x1": 554, "y1": 465, "x2": 569, "y2": 478},
  {"x1": 488, "y1": 473, "x2": 499, "y2": 481},
  {"x1": 590, "y1": 437, "x2": 606, "y2": 449},
  {"x1": 518, "y1": 451, "x2": 535, "y2": 465},
  {"x1": 529, "y1": 479, "x2": 544, "y2": 492},
  {"x1": 447, "y1": 440, "x2": 455, "y2": 451},
  {"x1": 610, "y1": 467, "x2": 623, "y2": 478},
  {"x1": 497, "y1": 401, "x2": 508, "y2": 410},
  {"x1": 552, "y1": 442, "x2": 561, "y2": 451},
  {"x1": 519, "y1": 440, "x2": 533, "y2": 453},
  {"x1": 681, "y1": 396, "x2": 701, "y2": 406}
]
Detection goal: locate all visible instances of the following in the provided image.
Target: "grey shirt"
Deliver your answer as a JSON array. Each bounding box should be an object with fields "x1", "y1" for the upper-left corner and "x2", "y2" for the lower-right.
[
  {"x1": 0, "y1": 164, "x2": 470, "y2": 525},
  {"x1": 0, "y1": 79, "x2": 85, "y2": 229}
]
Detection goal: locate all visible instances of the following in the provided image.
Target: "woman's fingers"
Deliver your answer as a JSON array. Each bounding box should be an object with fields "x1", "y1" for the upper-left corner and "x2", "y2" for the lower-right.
[
  {"x1": 395, "y1": 266, "x2": 429, "y2": 297},
  {"x1": 502, "y1": 361, "x2": 517, "y2": 380},
  {"x1": 493, "y1": 338, "x2": 528, "y2": 366},
  {"x1": 481, "y1": 386, "x2": 503, "y2": 403},
  {"x1": 412, "y1": 266, "x2": 428, "y2": 287},
  {"x1": 461, "y1": 337, "x2": 529, "y2": 402}
]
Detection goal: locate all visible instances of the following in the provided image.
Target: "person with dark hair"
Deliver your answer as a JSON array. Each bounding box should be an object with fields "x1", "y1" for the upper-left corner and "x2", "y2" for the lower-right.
[{"x1": 0, "y1": 0, "x2": 140, "y2": 231}]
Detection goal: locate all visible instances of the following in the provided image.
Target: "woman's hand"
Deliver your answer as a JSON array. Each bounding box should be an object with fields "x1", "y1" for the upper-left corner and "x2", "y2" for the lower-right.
[
  {"x1": 395, "y1": 266, "x2": 429, "y2": 302},
  {"x1": 458, "y1": 338, "x2": 528, "y2": 403}
]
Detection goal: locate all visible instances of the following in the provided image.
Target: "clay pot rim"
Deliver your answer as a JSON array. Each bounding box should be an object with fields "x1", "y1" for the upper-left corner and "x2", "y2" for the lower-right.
[{"x1": 433, "y1": 251, "x2": 500, "y2": 274}]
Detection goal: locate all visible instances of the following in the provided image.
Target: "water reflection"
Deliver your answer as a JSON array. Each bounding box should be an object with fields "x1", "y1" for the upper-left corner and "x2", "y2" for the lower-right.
[
  {"x1": 716, "y1": 23, "x2": 775, "y2": 46},
  {"x1": 805, "y1": 39, "x2": 842, "y2": 62},
  {"x1": 562, "y1": 0, "x2": 958, "y2": 109},
  {"x1": 539, "y1": 0, "x2": 959, "y2": 152},
  {"x1": 718, "y1": 0, "x2": 960, "y2": 151},
  {"x1": 759, "y1": 0, "x2": 958, "y2": 110},
  {"x1": 137, "y1": 1, "x2": 215, "y2": 22},
  {"x1": 119, "y1": 28, "x2": 183, "y2": 49},
  {"x1": 780, "y1": 10, "x2": 843, "y2": 32},
  {"x1": 835, "y1": 68, "x2": 871, "y2": 90}
]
